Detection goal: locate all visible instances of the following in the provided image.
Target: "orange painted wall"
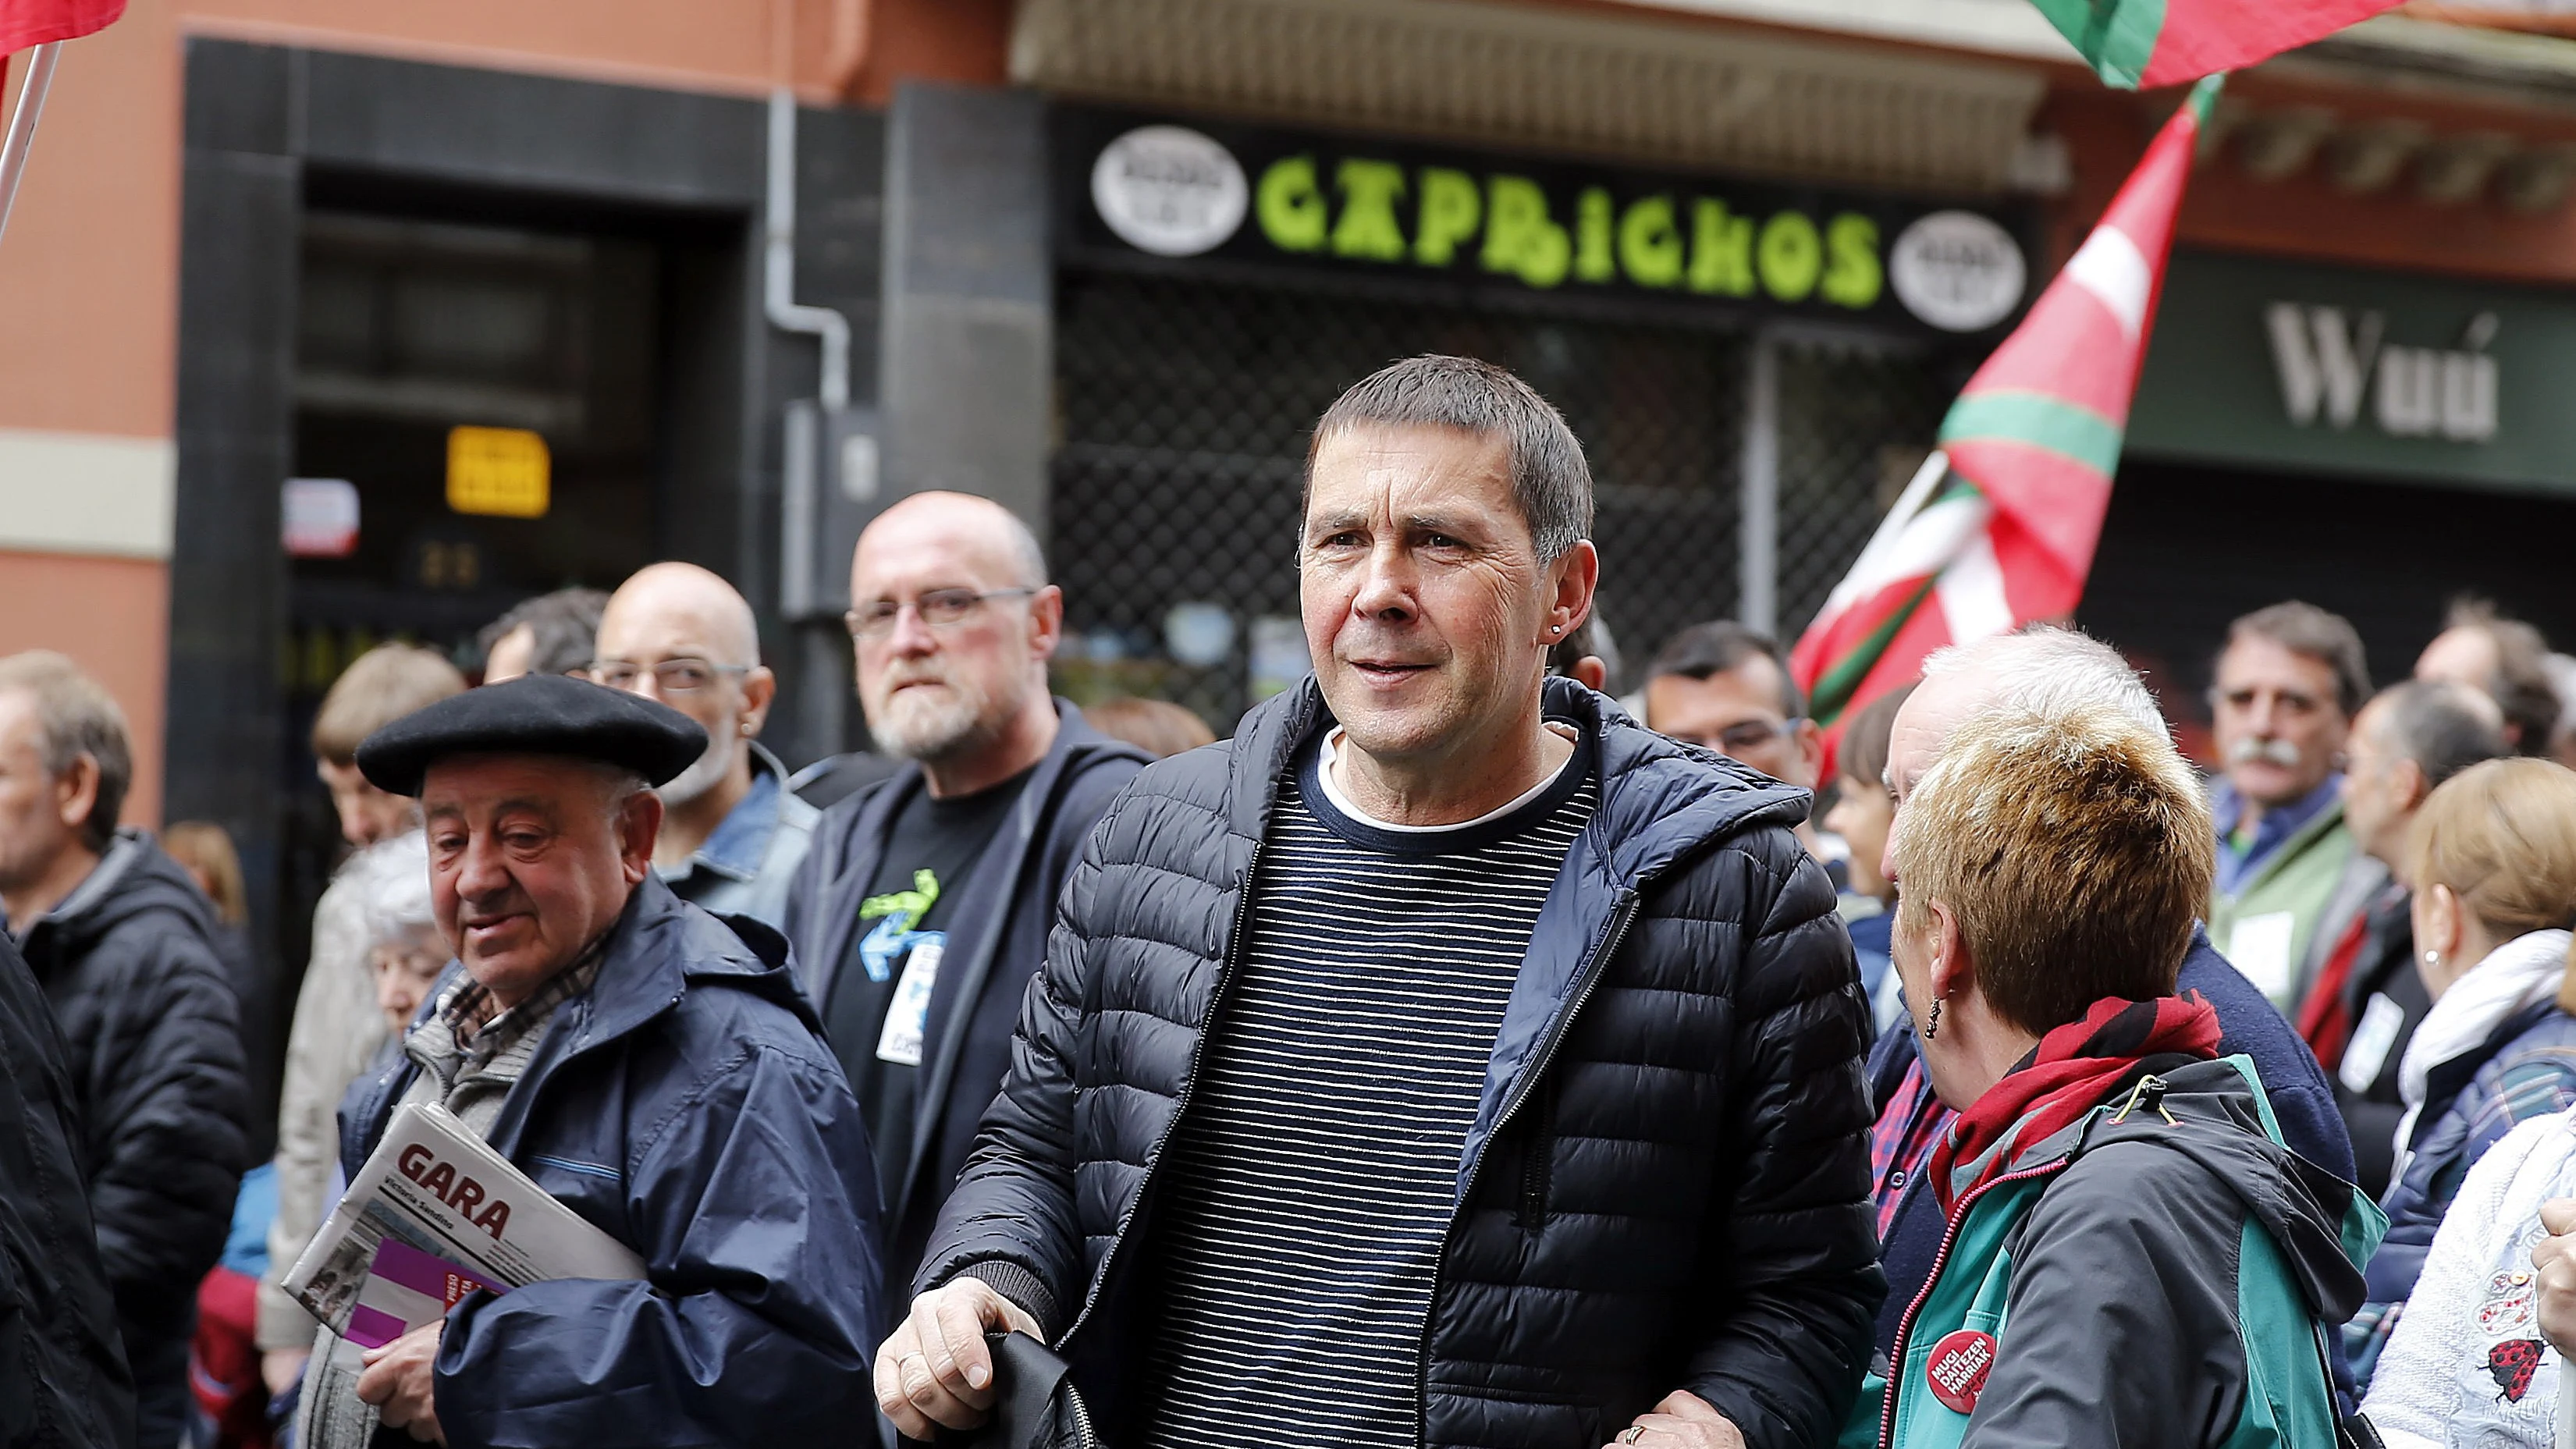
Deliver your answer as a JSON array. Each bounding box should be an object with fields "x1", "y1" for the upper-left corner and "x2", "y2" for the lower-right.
[
  {"x1": 0, "y1": 0, "x2": 1018, "y2": 475},
  {"x1": 0, "y1": 0, "x2": 787, "y2": 445},
  {"x1": 0, "y1": 0, "x2": 1009, "y2": 813},
  {"x1": 0, "y1": 0, "x2": 1015, "y2": 439},
  {"x1": 0, "y1": 552, "x2": 169, "y2": 829},
  {"x1": 846, "y1": 0, "x2": 1009, "y2": 105}
]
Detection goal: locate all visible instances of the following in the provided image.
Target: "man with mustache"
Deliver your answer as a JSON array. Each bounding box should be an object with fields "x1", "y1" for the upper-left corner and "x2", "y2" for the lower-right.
[
  {"x1": 782, "y1": 492, "x2": 1146, "y2": 1287},
  {"x1": 588, "y1": 563, "x2": 817, "y2": 928},
  {"x1": 2206, "y1": 601, "x2": 2369, "y2": 1010}
]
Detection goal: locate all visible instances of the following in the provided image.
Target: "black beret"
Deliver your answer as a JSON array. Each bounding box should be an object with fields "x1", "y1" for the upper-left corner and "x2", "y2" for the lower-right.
[{"x1": 355, "y1": 673, "x2": 709, "y2": 796}]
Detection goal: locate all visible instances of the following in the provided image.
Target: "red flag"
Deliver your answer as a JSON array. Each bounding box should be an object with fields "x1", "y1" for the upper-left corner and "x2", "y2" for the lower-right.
[
  {"x1": 1, "y1": 0, "x2": 122, "y2": 53},
  {"x1": 1789, "y1": 76, "x2": 2221, "y2": 777},
  {"x1": 2030, "y1": 0, "x2": 2404, "y2": 88}
]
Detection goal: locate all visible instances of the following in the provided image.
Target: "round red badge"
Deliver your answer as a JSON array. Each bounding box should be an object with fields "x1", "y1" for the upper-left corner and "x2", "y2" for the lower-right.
[{"x1": 1924, "y1": 1329, "x2": 1998, "y2": 1415}]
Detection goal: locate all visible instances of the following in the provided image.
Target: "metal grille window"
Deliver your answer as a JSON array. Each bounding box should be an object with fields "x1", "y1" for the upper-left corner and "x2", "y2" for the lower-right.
[
  {"x1": 1773, "y1": 338, "x2": 1973, "y2": 644},
  {"x1": 1050, "y1": 268, "x2": 1963, "y2": 732}
]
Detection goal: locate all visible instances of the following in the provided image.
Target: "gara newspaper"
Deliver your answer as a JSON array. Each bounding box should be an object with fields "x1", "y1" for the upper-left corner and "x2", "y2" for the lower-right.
[{"x1": 283, "y1": 1102, "x2": 645, "y2": 1348}]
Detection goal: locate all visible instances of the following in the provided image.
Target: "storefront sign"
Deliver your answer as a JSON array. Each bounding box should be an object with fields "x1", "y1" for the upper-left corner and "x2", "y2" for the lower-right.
[
  {"x1": 446, "y1": 426, "x2": 550, "y2": 519},
  {"x1": 1057, "y1": 107, "x2": 2032, "y2": 336},
  {"x1": 2264, "y1": 304, "x2": 2499, "y2": 443},
  {"x1": 2130, "y1": 251, "x2": 2576, "y2": 495},
  {"x1": 282, "y1": 478, "x2": 360, "y2": 558}
]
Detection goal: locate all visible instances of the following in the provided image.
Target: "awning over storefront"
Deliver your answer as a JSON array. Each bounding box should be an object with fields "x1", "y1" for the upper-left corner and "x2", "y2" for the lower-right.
[{"x1": 1010, "y1": 0, "x2": 2052, "y2": 195}]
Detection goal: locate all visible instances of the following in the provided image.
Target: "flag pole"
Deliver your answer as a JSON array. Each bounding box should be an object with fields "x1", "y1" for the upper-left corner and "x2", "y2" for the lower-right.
[
  {"x1": 1812, "y1": 448, "x2": 1950, "y2": 620},
  {"x1": 0, "y1": 42, "x2": 62, "y2": 249}
]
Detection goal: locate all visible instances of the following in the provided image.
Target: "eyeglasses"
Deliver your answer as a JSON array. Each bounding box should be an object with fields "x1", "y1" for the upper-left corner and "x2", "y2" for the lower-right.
[
  {"x1": 587, "y1": 659, "x2": 750, "y2": 694},
  {"x1": 1709, "y1": 719, "x2": 1797, "y2": 755},
  {"x1": 844, "y1": 588, "x2": 1036, "y2": 640}
]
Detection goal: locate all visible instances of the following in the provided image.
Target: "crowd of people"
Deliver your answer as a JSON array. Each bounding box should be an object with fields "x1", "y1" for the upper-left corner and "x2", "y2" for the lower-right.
[{"x1": 4, "y1": 353, "x2": 2576, "y2": 1449}]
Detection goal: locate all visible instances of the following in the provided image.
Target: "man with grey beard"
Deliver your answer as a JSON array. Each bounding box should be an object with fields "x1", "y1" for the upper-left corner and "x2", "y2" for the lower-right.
[
  {"x1": 2205, "y1": 600, "x2": 2369, "y2": 1012},
  {"x1": 590, "y1": 562, "x2": 818, "y2": 927},
  {"x1": 784, "y1": 492, "x2": 1146, "y2": 1282}
]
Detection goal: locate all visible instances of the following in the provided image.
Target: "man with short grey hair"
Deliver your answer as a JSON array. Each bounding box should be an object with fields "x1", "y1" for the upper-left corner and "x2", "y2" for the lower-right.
[
  {"x1": 783, "y1": 492, "x2": 1146, "y2": 1288},
  {"x1": 2300, "y1": 679, "x2": 2509, "y2": 1192},
  {"x1": 1863, "y1": 624, "x2": 2353, "y2": 1370},
  {"x1": 0, "y1": 650, "x2": 246, "y2": 1447},
  {"x1": 878, "y1": 355, "x2": 1880, "y2": 1449}
]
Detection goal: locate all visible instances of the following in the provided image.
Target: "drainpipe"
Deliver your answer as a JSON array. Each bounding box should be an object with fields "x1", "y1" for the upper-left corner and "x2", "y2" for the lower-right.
[
  {"x1": 766, "y1": 87, "x2": 849, "y2": 411},
  {"x1": 1739, "y1": 332, "x2": 1780, "y2": 637}
]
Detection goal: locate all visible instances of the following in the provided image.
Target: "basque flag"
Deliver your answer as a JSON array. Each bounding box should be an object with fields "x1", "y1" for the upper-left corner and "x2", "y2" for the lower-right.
[
  {"x1": 1, "y1": 0, "x2": 120, "y2": 54},
  {"x1": 1789, "y1": 76, "x2": 2220, "y2": 775},
  {"x1": 2030, "y1": 0, "x2": 2405, "y2": 88}
]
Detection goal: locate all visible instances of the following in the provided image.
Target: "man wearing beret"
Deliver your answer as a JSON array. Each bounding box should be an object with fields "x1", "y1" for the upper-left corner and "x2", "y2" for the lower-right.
[{"x1": 298, "y1": 674, "x2": 885, "y2": 1448}]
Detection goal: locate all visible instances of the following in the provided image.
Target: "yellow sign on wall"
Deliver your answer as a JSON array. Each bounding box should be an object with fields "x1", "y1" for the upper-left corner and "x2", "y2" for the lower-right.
[{"x1": 446, "y1": 427, "x2": 551, "y2": 519}]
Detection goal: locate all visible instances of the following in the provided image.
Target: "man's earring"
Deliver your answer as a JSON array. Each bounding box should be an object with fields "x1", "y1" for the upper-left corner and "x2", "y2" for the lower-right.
[{"x1": 1922, "y1": 996, "x2": 1942, "y2": 1042}]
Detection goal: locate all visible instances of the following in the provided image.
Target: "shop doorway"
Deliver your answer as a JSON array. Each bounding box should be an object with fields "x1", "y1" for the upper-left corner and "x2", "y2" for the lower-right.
[
  {"x1": 287, "y1": 210, "x2": 663, "y2": 682},
  {"x1": 270, "y1": 186, "x2": 742, "y2": 1019}
]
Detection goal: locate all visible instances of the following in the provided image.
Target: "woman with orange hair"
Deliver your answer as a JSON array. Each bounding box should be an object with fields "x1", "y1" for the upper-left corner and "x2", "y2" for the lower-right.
[{"x1": 1859, "y1": 699, "x2": 2376, "y2": 1449}]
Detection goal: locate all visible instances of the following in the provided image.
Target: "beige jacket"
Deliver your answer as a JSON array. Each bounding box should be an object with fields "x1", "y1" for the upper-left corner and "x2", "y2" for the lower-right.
[{"x1": 253, "y1": 833, "x2": 421, "y2": 1351}]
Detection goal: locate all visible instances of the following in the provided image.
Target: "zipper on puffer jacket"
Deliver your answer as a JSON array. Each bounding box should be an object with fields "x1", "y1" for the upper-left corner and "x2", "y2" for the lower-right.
[
  {"x1": 1515, "y1": 1074, "x2": 1562, "y2": 1233},
  {"x1": 1056, "y1": 840, "x2": 1263, "y2": 1352},
  {"x1": 1875, "y1": 1152, "x2": 2077, "y2": 1449},
  {"x1": 1064, "y1": 1378, "x2": 1101, "y2": 1449},
  {"x1": 1416, "y1": 886, "x2": 1641, "y2": 1448}
]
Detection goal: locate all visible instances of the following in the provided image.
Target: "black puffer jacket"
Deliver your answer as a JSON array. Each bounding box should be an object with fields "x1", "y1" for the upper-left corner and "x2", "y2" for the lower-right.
[
  {"x1": 18, "y1": 829, "x2": 246, "y2": 1449},
  {"x1": 0, "y1": 930, "x2": 133, "y2": 1449},
  {"x1": 920, "y1": 679, "x2": 1882, "y2": 1449}
]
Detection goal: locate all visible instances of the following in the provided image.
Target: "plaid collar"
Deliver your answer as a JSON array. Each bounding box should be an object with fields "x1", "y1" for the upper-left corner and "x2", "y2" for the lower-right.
[{"x1": 437, "y1": 935, "x2": 609, "y2": 1059}]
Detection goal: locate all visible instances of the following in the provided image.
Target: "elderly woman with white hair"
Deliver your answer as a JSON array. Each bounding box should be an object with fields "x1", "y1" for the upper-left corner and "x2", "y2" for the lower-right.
[
  {"x1": 1854, "y1": 699, "x2": 2380, "y2": 1449},
  {"x1": 340, "y1": 832, "x2": 449, "y2": 1042}
]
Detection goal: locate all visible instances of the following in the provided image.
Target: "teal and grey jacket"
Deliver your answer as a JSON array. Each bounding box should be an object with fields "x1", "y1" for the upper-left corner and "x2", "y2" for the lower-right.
[{"x1": 1846, "y1": 1056, "x2": 2385, "y2": 1449}]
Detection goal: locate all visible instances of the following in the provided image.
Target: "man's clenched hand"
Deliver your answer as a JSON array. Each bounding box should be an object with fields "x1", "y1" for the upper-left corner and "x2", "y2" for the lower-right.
[
  {"x1": 873, "y1": 1277, "x2": 1046, "y2": 1440},
  {"x1": 357, "y1": 1321, "x2": 445, "y2": 1444}
]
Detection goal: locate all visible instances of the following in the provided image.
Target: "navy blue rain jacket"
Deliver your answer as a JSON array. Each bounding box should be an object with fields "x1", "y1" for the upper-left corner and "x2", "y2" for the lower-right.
[
  {"x1": 337, "y1": 875, "x2": 884, "y2": 1448},
  {"x1": 2368, "y1": 1000, "x2": 2576, "y2": 1306}
]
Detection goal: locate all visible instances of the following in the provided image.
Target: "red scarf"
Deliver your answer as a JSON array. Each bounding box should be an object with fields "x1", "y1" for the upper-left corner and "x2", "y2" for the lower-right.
[
  {"x1": 1928, "y1": 993, "x2": 2222, "y2": 1214},
  {"x1": 2294, "y1": 910, "x2": 2373, "y2": 1069}
]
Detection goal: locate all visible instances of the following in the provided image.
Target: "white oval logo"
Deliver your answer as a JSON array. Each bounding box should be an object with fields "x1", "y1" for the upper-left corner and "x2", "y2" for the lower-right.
[
  {"x1": 1890, "y1": 211, "x2": 2027, "y2": 333},
  {"x1": 1164, "y1": 601, "x2": 1236, "y2": 667},
  {"x1": 1091, "y1": 126, "x2": 1249, "y2": 258}
]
